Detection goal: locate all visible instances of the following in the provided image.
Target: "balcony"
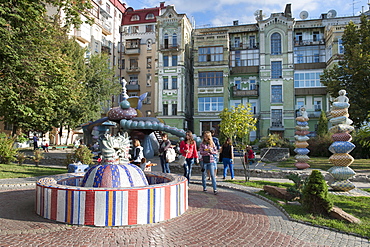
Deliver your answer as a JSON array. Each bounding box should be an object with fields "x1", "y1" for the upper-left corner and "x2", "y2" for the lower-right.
[
  {"x1": 159, "y1": 44, "x2": 180, "y2": 52},
  {"x1": 101, "y1": 45, "x2": 111, "y2": 55},
  {"x1": 232, "y1": 86, "x2": 258, "y2": 97},
  {"x1": 126, "y1": 84, "x2": 140, "y2": 91},
  {"x1": 231, "y1": 66, "x2": 259, "y2": 74},
  {"x1": 126, "y1": 67, "x2": 140, "y2": 73},
  {"x1": 124, "y1": 47, "x2": 140, "y2": 55},
  {"x1": 229, "y1": 43, "x2": 259, "y2": 50},
  {"x1": 294, "y1": 39, "x2": 325, "y2": 46}
]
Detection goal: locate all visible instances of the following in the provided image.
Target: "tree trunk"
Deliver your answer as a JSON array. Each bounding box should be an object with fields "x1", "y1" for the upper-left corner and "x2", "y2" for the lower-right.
[
  {"x1": 66, "y1": 125, "x2": 71, "y2": 145},
  {"x1": 59, "y1": 126, "x2": 63, "y2": 145}
]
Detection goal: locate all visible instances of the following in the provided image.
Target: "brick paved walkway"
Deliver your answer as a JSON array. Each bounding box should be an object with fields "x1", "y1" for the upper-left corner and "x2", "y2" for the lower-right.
[{"x1": 0, "y1": 184, "x2": 369, "y2": 247}]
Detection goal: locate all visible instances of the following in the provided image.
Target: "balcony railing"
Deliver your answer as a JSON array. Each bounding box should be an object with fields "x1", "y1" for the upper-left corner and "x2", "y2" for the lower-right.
[
  {"x1": 232, "y1": 86, "x2": 258, "y2": 97},
  {"x1": 126, "y1": 84, "x2": 140, "y2": 91},
  {"x1": 294, "y1": 39, "x2": 325, "y2": 46},
  {"x1": 126, "y1": 67, "x2": 140, "y2": 73},
  {"x1": 159, "y1": 44, "x2": 180, "y2": 51}
]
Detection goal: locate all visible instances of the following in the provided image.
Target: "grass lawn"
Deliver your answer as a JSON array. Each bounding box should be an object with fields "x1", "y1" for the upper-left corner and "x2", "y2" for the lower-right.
[
  {"x1": 232, "y1": 180, "x2": 370, "y2": 239},
  {"x1": 0, "y1": 164, "x2": 67, "y2": 179},
  {"x1": 277, "y1": 156, "x2": 370, "y2": 172}
]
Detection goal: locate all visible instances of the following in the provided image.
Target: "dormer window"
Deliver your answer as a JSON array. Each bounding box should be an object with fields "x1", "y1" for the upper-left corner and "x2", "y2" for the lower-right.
[
  {"x1": 131, "y1": 15, "x2": 140, "y2": 21},
  {"x1": 146, "y1": 13, "x2": 155, "y2": 19}
]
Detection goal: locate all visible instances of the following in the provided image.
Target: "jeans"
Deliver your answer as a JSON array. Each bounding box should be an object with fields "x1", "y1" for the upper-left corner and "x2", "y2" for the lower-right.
[
  {"x1": 222, "y1": 158, "x2": 234, "y2": 179},
  {"x1": 160, "y1": 155, "x2": 171, "y2": 173},
  {"x1": 183, "y1": 158, "x2": 194, "y2": 183},
  {"x1": 202, "y1": 162, "x2": 217, "y2": 191}
]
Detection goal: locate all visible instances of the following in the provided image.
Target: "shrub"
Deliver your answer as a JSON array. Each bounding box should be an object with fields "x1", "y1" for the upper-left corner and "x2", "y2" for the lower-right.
[
  {"x1": 0, "y1": 133, "x2": 18, "y2": 164},
  {"x1": 17, "y1": 152, "x2": 27, "y2": 165},
  {"x1": 301, "y1": 170, "x2": 333, "y2": 215},
  {"x1": 65, "y1": 145, "x2": 94, "y2": 165},
  {"x1": 32, "y1": 149, "x2": 44, "y2": 167},
  {"x1": 307, "y1": 134, "x2": 332, "y2": 157},
  {"x1": 286, "y1": 173, "x2": 307, "y2": 200}
]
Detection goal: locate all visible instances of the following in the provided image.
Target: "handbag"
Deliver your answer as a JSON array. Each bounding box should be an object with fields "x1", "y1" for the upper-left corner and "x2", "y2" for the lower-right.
[
  {"x1": 178, "y1": 155, "x2": 186, "y2": 166},
  {"x1": 203, "y1": 155, "x2": 211, "y2": 163}
]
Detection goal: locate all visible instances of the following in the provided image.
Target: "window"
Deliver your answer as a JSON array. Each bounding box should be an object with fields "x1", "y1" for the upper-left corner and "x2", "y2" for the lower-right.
[
  {"x1": 198, "y1": 72, "x2": 223, "y2": 87},
  {"x1": 249, "y1": 79, "x2": 256, "y2": 90},
  {"x1": 271, "y1": 32, "x2": 281, "y2": 55},
  {"x1": 172, "y1": 104, "x2": 177, "y2": 115},
  {"x1": 314, "y1": 100, "x2": 322, "y2": 111},
  {"x1": 172, "y1": 55, "x2": 178, "y2": 66},
  {"x1": 146, "y1": 73, "x2": 151, "y2": 86},
  {"x1": 129, "y1": 58, "x2": 138, "y2": 70},
  {"x1": 234, "y1": 37, "x2": 241, "y2": 48},
  {"x1": 296, "y1": 99, "x2": 305, "y2": 110},
  {"x1": 250, "y1": 102, "x2": 257, "y2": 114},
  {"x1": 295, "y1": 32, "x2": 303, "y2": 43},
  {"x1": 271, "y1": 109, "x2": 283, "y2": 127},
  {"x1": 235, "y1": 80, "x2": 241, "y2": 90},
  {"x1": 126, "y1": 39, "x2": 139, "y2": 49},
  {"x1": 144, "y1": 92, "x2": 151, "y2": 104},
  {"x1": 313, "y1": 31, "x2": 320, "y2": 42},
  {"x1": 198, "y1": 46, "x2": 223, "y2": 62},
  {"x1": 271, "y1": 85, "x2": 282, "y2": 103},
  {"x1": 172, "y1": 77, "x2": 177, "y2": 89},
  {"x1": 120, "y1": 59, "x2": 125, "y2": 69},
  {"x1": 129, "y1": 74, "x2": 138, "y2": 84},
  {"x1": 145, "y1": 13, "x2": 154, "y2": 20},
  {"x1": 198, "y1": 97, "x2": 224, "y2": 112},
  {"x1": 164, "y1": 33, "x2": 169, "y2": 48},
  {"x1": 106, "y1": 3, "x2": 111, "y2": 13},
  {"x1": 230, "y1": 50, "x2": 259, "y2": 67},
  {"x1": 201, "y1": 121, "x2": 220, "y2": 135},
  {"x1": 294, "y1": 46, "x2": 324, "y2": 63},
  {"x1": 4, "y1": 122, "x2": 12, "y2": 131},
  {"x1": 147, "y1": 39, "x2": 152, "y2": 50},
  {"x1": 131, "y1": 15, "x2": 140, "y2": 21},
  {"x1": 163, "y1": 77, "x2": 168, "y2": 89},
  {"x1": 132, "y1": 26, "x2": 139, "y2": 33},
  {"x1": 146, "y1": 25, "x2": 154, "y2": 32},
  {"x1": 338, "y1": 38, "x2": 344, "y2": 54},
  {"x1": 163, "y1": 55, "x2": 169, "y2": 67},
  {"x1": 163, "y1": 104, "x2": 168, "y2": 115},
  {"x1": 172, "y1": 33, "x2": 177, "y2": 47},
  {"x1": 294, "y1": 72, "x2": 323, "y2": 88},
  {"x1": 271, "y1": 61, "x2": 282, "y2": 78},
  {"x1": 145, "y1": 57, "x2": 152, "y2": 69},
  {"x1": 249, "y1": 35, "x2": 256, "y2": 48}
]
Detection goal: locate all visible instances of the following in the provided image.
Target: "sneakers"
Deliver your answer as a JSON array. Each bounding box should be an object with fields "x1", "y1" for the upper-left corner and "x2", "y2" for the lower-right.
[
  {"x1": 214, "y1": 190, "x2": 218, "y2": 195},
  {"x1": 203, "y1": 189, "x2": 207, "y2": 192}
]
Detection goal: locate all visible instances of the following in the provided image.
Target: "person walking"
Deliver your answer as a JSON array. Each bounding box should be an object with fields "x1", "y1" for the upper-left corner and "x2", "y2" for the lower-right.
[
  {"x1": 131, "y1": 139, "x2": 144, "y2": 166},
  {"x1": 208, "y1": 130, "x2": 220, "y2": 180},
  {"x1": 220, "y1": 138, "x2": 234, "y2": 180},
  {"x1": 246, "y1": 145, "x2": 255, "y2": 165},
  {"x1": 158, "y1": 133, "x2": 172, "y2": 173},
  {"x1": 200, "y1": 131, "x2": 218, "y2": 194},
  {"x1": 33, "y1": 135, "x2": 39, "y2": 150},
  {"x1": 179, "y1": 130, "x2": 198, "y2": 184}
]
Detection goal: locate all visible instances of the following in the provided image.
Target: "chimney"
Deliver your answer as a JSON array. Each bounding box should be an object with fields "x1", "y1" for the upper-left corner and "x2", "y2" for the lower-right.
[
  {"x1": 160, "y1": 2, "x2": 165, "y2": 8},
  {"x1": 284, "y1": 4, "x2": 292, "y2": 18}
]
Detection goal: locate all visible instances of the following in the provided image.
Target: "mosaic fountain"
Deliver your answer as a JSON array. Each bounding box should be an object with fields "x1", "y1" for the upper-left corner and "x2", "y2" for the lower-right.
[{"x1": 36, "y1": 88, "x2": 188, "y2": 226}]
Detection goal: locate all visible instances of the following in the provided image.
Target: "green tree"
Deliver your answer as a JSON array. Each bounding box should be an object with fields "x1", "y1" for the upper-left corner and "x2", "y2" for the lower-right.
[
  {"x1": 219, "y1": 103, "x2": 257, "y2": 181},
  {"x1": 321, "y1": 15, "x2": 370, "y2": 127},
  {"x1": 316, "y1": 110, "x2": 328, "y2": 137}
]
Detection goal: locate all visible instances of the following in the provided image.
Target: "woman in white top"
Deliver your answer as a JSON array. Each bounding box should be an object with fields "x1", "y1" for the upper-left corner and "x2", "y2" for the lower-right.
[{"x1": 132, "y1": 139, "x2": 144, "y2": 165}]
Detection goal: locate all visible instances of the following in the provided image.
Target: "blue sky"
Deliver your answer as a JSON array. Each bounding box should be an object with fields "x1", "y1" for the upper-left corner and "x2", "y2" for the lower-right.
[{"x1": 124, "y1": 0, "x2": 370, "y2": 27}]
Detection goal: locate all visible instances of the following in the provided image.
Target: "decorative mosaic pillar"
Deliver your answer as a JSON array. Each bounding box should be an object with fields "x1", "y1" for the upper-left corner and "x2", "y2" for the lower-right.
[
  {"x1": 294, "y1": 107, "x2": 310, "y2": 169},
  {"x1": 328, "y1": 90, "x2": 356, "y2": 191}
]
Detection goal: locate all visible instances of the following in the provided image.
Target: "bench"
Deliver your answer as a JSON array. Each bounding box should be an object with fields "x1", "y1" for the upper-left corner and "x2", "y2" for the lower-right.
[{"x1": 51, "y1": 146, "x2": 69, "y2": 150}]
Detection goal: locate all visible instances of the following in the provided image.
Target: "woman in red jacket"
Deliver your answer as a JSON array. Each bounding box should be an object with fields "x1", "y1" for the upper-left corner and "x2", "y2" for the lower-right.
[{"x1": 180, "y1": 130, "x2": 199, "y2": 184}]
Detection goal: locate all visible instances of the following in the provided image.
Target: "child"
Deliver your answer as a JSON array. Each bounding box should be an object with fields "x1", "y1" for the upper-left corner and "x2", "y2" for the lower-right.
[{"x1": 139, "y1": 158, "x2": 157, "y2": 171}]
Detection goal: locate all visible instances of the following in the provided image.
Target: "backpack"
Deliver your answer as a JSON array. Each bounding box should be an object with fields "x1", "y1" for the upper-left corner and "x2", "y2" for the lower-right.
[{"x1": 166, "y1": 148, "x2": 176, "y2": 163}]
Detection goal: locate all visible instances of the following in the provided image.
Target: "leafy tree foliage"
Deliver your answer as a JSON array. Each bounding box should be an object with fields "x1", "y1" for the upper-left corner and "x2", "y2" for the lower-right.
[
  {"x1": 321, "y1": 15, "x2": 370, "y2": 127},
  {"x1": 219, "y1": 103, "x2": 257, "y2": 144},
  {"x1": 301, "y1": 170, "x2": 333, "y2": 215},
  {"x1": 0, "y1": 0, "x2": 119, "y2": 135},
  {"x1": 317, "y1": 110, "x2": 328, "y2": 137}
]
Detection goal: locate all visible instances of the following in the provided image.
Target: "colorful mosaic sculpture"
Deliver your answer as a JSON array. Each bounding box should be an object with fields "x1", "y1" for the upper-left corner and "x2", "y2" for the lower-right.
[
  {"x1": 294, "y1": 107, "x2": 310, "y2": 169},
  {"x1": 328, "y1": 90, "x2": 356, "y2": 191}
]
